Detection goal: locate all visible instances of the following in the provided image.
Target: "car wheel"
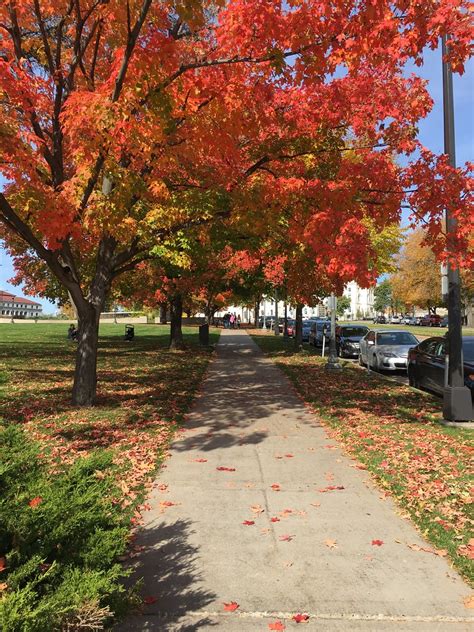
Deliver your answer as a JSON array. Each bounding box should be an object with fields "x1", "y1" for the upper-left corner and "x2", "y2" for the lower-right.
[
  {"x1": 369, "y1": 354, "x2": 378, "y2": 372},
  {"x1": 359, "y1": 353, "x2": 365, "y2": 367},
  {"x1": 408, "y1": 366, "x2": 420, "y2": 389}
]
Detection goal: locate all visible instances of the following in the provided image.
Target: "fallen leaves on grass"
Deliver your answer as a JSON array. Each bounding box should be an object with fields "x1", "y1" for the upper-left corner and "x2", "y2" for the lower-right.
[{"x1": 28, "y1": 497, "x2": 42, "y2": 508}]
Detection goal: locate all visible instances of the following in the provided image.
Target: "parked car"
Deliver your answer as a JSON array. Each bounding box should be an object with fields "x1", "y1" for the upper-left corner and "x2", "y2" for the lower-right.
[
  {"x1": 301, "y1": 319, "x2": 318, "y2": 342},
  {"x1": 389, "y1": 315, "x2": 402, "y2": 325},
  {"x1": 373, "y1": 315, "x2": 386, "y2": 324},
  {"x1": 418, "y1": 314, "x2": 442, "y2": 327},
  {"x1": 439, "y1": 316, "x2": 449, "y2": 327},
  {"x1": 407, "y1": 336, "x2": 474, "y2": 400},
  {"x1": 335, "y1": 325, "x2": 369, "y2": 357},
  {"x1": 403, "y1": 316, "x2": 418, "y2": 326},
  {"x1": 359, "y1": 329, "x2": 419, "y2": 371},
  {"x1": 308, "y1": 320, "x2": 330, "y2": 346},
  {"x1": 278, "y1": 318, "x2": 296, "y2": 335}
]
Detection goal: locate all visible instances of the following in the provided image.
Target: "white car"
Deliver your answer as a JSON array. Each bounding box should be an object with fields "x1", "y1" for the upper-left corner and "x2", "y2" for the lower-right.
[
  {"x1": 389, "y1": 315, "x2": 401, "y2": 324},
  {"x1": 359, "y1": 330, "x2": 419, "y2": 371}
]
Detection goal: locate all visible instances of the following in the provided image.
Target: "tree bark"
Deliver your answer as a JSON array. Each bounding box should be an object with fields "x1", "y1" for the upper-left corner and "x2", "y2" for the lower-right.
[
  {"x1": 170, "y1": 293, "x2": 185, "y2": 350},
  {"x1": 254, "y1": 297, "x2": 260, "y2": 327},
  {"x1": 294, "y1": 303, "x2": 303, "y2": 351},
  {"x1": 72, "y1": 302, "x2": 100, "y2": 406},
  {"x1": 159, "y1": 303, "x2": 168, "y2": 324}
]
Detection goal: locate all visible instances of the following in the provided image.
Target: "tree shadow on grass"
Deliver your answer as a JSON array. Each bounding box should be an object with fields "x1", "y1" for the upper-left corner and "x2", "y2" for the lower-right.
[{"x1": 115, "y1": 519, "x2": 217, "y2": 632}]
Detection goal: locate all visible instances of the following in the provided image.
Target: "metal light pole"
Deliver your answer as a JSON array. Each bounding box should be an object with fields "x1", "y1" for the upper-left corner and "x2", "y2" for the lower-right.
[
  {"x1": 325, "y1": 293, "x2": 342, "y2": 371},
  {"x1": 441, "y1": 36, "x2": 472, "y2": 421}
]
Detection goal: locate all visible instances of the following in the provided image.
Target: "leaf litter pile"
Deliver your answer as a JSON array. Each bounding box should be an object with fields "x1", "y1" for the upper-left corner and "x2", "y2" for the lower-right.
[{"x1": 251, "y1": 333, "x2": 474, "y2": 584}]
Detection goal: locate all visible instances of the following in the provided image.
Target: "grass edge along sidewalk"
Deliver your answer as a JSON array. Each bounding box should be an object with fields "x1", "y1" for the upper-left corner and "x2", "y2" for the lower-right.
[
  {"x1": 249, "y1": 331, "x2": 474, "y2": 586},
  {"x1": 0, "y1": 324, "x2": 219, "y2": 632}
]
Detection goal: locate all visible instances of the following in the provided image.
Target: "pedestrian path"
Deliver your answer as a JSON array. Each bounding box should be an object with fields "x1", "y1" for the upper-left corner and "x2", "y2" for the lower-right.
[{"x1": 117, "y1": 330, "x2": 473, "y2": 631}]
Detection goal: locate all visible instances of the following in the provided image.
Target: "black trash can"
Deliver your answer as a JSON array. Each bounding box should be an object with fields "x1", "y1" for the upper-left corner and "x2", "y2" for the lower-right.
[
  {"x1": 125, "y1": 324, "x2": 135, "y2": 341},
  {"x1": 199, "y1": 323, "x2": 209, "y2": 346}
]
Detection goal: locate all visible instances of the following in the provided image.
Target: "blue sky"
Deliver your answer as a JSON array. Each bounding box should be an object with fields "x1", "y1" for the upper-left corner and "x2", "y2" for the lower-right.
[{"x1": 0, "y1": 45, "x2": 472, "y2": 313}]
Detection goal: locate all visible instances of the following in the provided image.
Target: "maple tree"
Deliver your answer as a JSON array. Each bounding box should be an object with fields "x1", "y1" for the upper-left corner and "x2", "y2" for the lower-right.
[
  {"x1": 1, "y1": 1, "x2": 473, "y2": 405},
  {"x1": 391, "y1": 229, "x2": 442, "y2": 314}
]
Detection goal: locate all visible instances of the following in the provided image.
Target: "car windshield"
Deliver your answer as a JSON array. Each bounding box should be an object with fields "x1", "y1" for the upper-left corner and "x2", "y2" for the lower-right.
[
  {"x1": 341, "y1": 327, "x2": 368, "y2": 337},
  {"x1": 464, "y1": 340, "x2": 474, "y2": 362},
  {"x1": 377, "y1": 332, "x2": 418, "y2": 346}
]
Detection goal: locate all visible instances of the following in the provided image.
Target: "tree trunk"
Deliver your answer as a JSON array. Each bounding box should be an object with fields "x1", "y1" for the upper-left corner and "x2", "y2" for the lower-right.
[
  {"x1": 170, "y1": 294, "x2": 185, "y2": 350},
  {"x1": 204, "y1": 303, "x2": 214, "y2": 325},
  {"x1": 254, "y1": 297, "x2": 260, "y2": 328},
  {"x1": 159, "y1": 303, "x2": 168, "y2": 324},
  {"x1": 274, "y1": 290, "x2": 280, "y2": 335},
  {"x1": 72, "y1": 303, "x2": 100, "y2": 406},
  {"x1": 466, "y1": 301, "x2": 473, "y2": 327},
  {"x1": 294, "y1": 303, "x2": 303, "y2": 351}
]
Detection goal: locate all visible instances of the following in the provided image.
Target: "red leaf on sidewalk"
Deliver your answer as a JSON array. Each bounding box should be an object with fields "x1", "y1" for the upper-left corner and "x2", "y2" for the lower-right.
[
  {"x1": 271, "y1": 517, "x2": 280, "y2": 522},
  {"x1": 223, "y1": 601, "x2": 239, "y2": 611},
  {"x1": 193, "y1": 458, "x2": 207, "y2": 463},
  {"x1": 318, "y1": 485, "x2": 344, "y2": 493},
  {"x1": 271, "y1": 483, "x2": 281, "y2": 491},
  {"x1": 242, "y1": 520, "x2": 255, "y2": 526},
  {"x1": 279, "y1": 534, "x2": 294, "y2": 542},
  {"x1": 269, "y1": 622, "x2": 285, "y2": 630},
  {"x1": 217, "y1": 466, "x2": 236, "y2": 472},
  {"x1": 371, "y1": 540, "x2": 384, "y2": 546},
  {"x1": 292, "y1": 613, "x2": 310, "y2": 623}
]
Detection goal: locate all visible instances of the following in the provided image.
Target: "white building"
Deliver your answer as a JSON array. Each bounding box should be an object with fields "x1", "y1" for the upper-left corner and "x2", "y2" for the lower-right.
[
  {"x1": 342, "y1": 281, "x2": 375, "y2": 320},
  {"x1": 218, "y1": 282, "x2": 374, "y2": 323},
  {"x1": 0, "y1": 290, "x2": 42, "y2": 318}
]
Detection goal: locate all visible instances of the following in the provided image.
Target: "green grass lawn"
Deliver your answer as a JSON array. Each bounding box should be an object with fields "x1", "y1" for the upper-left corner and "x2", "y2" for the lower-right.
[
  {"x1": 0, "y1": 323, "x2": 219, "y2": 630},
  {"x1": 249, "y1": 331, "x2": 474, "y2": 585},
  {"x1": 347, "y1": 320, "x2": 474, "y2": 339}
]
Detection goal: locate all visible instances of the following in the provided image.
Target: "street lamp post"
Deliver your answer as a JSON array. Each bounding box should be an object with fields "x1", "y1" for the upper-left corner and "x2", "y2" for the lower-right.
[
  {"x1": 325, "y1": 293, "x2": 342, "y2": 371},
  {"x1": 441, "y1": 36, "x2": 472, "y2": 421}
]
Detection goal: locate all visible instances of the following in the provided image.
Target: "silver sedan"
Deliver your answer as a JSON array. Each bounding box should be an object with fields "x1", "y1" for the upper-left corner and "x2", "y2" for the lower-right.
[{"x1": 359, "y1": 330, "x2": 419, "y2": 372}]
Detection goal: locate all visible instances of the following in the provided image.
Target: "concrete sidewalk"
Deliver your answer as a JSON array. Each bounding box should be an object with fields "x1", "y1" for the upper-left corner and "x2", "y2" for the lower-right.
[{"x1": 117, "y1": 330, "x2": 473, "y2": 631}]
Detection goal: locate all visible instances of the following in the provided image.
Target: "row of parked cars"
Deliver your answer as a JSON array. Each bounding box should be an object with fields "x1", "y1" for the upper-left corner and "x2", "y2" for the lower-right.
[
  {"x1": 297, "y1": 319, "x2": 473, "y2": 401},
  {"x1": 374, "y1": 314, "x2": 448, "y2": 327}
]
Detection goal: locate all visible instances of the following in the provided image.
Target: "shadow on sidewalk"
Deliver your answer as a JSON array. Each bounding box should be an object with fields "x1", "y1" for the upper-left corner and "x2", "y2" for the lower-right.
[{"x1": 116, "y1": 519, "x2": 217, "y2": 631}]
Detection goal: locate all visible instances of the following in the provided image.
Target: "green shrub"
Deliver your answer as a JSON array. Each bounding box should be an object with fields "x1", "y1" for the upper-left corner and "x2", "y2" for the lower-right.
[{"x1": 0, "y1": 426, "x2": 133, "y2": 631}]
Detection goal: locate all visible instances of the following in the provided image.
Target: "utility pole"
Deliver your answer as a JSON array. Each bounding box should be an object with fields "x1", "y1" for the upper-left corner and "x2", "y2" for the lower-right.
[{"x1": 441, "y1": 36, "x2": 472, "y2": 421}]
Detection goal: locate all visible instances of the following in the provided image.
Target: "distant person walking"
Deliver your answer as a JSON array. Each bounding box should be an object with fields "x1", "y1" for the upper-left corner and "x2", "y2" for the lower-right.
[{"x1": 229, "y1": 313, "x2": 235, "y2": 329}]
